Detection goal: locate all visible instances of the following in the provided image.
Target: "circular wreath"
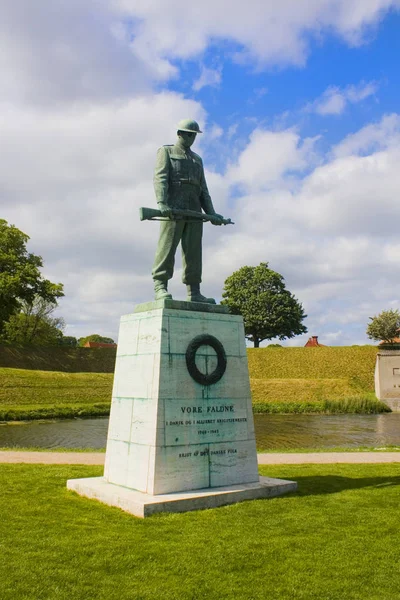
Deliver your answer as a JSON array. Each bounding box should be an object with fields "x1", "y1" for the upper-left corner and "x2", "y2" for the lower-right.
[{"x1": 185, "y1": 334, "x2": 227, "y2": 386}]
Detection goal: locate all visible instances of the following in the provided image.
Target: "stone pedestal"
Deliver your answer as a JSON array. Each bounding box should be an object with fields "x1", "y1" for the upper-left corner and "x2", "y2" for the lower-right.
[
  {"x1": 68, "y1": 300, "x2": 296, "y2": 516},
  {"x1": 375, "y1": 350, "x2": 400, "y2": 411}
]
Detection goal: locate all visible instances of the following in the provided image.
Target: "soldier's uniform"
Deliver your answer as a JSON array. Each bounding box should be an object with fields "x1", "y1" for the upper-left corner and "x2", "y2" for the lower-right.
[{"x1": 152, "y1": 143, "x2": 216, "y2": 285}]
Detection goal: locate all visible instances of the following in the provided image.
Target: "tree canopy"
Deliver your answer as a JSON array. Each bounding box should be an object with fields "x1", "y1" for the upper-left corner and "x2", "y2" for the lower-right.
[
  {"x1": 3, "y1": 312, "x2": 65, "y2": 347},
  {"x1": 221, "y1": 262, "x2": 307, "y2": 347},
  {"x1": 78, "y1": 334, "x2": 115, "y2": 347},
  {"x1": 0, "y1": 219, "x2": 64, "y2": 335},
  {"x1": 366, "y1": 309, "x2": 400, "y2": 344}
]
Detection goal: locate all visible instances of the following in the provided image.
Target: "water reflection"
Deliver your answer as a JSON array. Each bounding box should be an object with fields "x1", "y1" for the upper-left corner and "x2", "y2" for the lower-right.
[
  {"x1": 254, "y1": 413, "x2": 400, "y2": 449},
  {"x1": 1, "y1": 413, "x2": 400, "y2": 450},
  {"x1": 0, "y1": 417, "x2": 109, "y2": 450}
]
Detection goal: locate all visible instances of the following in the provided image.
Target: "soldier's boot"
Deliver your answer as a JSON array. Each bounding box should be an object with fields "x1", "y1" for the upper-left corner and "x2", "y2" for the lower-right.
[
  {"x1": 154, "y1": 280, "x2": 172, "y2": 301},
  {"x1": 186, "y1": 284, "x2": 216, "y2": 304}
]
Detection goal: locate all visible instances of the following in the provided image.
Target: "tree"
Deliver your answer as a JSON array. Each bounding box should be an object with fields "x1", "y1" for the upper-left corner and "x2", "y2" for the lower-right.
[
  {"x1": 3, "y1": 312, "x2": 65, "y2": 347},
  {"x1": 221, "y1": 262, "x2": 307, "y2": 347},
  {"x1": 58, "y1": 336, "x2": 78, "y2": 348},
  {"x1": 1, "y1": 294, "x2": 65, "y2": 347},
  {"x1": 366, "y1": 309, "x2": 400, "y2": 344},
  {"x1": 78, "y1": 334, "x2": 115, "y2": 347},
  {"x1": 0, "y1": 219, "x2": 64, "y2": 334}
]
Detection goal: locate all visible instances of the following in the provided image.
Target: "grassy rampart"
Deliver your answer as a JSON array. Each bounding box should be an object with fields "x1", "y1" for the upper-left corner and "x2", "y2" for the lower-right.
[
  {"x1": 0, "y1": 345, "x2": 116, "y2": 372},
  {"x1": 0, "y1": 368, "x2": 112, "y2": 421},
  {"x1": 249, "y1": 346, "x2": 387, "y2": 413},
  {"x1": 0, "y1": 345, "x2": 388, "y2": 420}
]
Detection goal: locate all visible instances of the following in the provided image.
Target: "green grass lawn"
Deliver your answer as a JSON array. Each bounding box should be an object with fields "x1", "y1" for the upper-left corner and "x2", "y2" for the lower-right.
[{"x1": 1, "y1": 463, "x2": 400, "y2": 600}]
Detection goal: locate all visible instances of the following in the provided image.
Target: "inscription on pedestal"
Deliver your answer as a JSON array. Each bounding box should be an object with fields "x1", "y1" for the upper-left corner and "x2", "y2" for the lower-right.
[{"x1": 164, "y1": 399, "x2": 249, "y2": 445}]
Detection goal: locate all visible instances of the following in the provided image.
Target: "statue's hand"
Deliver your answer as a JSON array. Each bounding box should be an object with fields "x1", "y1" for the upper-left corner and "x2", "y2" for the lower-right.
[
  {"x1": 210, "y1": 213, "x2": 224, "y2": 226},
  {"x1": 158, "y1": 203, "x2": 172, "y2": 217}
]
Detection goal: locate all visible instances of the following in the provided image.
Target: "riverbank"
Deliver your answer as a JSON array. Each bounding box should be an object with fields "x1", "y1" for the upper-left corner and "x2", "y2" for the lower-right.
[{"x1": 1, "y1": 397, "x2": 389, "y2": 422}]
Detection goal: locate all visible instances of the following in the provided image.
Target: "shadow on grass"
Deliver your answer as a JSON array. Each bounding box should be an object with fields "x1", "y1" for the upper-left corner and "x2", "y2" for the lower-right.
[{"x1": 293, "y1": 475, "x2": 400, "y2": 496}]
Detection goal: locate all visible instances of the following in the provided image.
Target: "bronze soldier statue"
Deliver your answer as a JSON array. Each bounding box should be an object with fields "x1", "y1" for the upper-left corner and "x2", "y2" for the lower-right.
[{"x1": 152, "y1": 119, "x2": 224, "y2": 303}]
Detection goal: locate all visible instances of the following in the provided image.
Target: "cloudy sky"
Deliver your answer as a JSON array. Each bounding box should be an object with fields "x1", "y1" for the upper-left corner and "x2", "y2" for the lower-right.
[{"x1": 2, "y1": 0, "x2": 400, "y2": 345}]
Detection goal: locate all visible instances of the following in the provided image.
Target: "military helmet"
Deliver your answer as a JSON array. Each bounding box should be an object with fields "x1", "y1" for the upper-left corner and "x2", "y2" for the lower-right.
[{"x1": 176, "y1": 119, "x2": 202, "y2": 134}]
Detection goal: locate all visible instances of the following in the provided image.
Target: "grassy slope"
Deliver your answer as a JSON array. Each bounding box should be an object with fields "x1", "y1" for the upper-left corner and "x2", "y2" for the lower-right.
[
  {"x1": 1, "y1": 463, "x2": 400, "y2": 600},
  {"x1": 0, "y1": 345, "x2": 116, "y2": 372},
  {"x1": 0, "y1": 346, "x2": 388, "y2": 419},
  {"x1": 249, "y1": 346, "x2": 387, "y2": 413},
  {"x1": 0, "y1": 368, "x2": 112, "y2": 420}
]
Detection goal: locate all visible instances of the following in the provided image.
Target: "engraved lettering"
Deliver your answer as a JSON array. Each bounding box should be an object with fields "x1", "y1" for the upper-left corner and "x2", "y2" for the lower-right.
[
  {"x1": 198, "y1": 429, "x2": 219, "y2": 435},
  {"x1": 207, "y1": 405, "x2": 234, "y2": 413}
]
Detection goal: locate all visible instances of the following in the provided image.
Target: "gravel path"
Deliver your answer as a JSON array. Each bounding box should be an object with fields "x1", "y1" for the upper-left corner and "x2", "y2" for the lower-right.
[{"x1": 1, "y1": 451, "x2": 400, "y2": 465}]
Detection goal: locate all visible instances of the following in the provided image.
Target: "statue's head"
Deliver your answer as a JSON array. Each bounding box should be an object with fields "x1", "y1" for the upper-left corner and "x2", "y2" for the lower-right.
[{"x1": 176, "y1": 119, "x2": 202, "y2": 148}]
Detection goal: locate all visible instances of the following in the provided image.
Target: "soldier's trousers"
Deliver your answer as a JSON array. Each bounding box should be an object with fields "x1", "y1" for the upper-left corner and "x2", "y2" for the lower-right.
[{"x1": 152, "y1": 219, "x2": 203, "y2": 284}]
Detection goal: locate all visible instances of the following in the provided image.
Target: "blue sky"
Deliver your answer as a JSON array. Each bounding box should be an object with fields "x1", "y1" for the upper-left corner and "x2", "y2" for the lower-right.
[
  {"x1": 174, "y1": 10, "x2": 400, "y2": 168},
  {"x1": 2, "y1": 0, "x2": 400, "y2": 345}
]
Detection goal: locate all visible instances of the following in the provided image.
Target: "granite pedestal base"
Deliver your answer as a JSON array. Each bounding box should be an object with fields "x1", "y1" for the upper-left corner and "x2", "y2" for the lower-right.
[
  {"x1": 67, "y1": 475, "x2": 297, "y2": 518},
  {"x1": 68, "y1": 299, "x2": 297, "y2": 516}
]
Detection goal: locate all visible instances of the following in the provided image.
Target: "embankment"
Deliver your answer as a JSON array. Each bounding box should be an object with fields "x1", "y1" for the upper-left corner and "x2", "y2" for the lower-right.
[{"x1": 0, "y1": 345, "x2": 388, "y2": 420}]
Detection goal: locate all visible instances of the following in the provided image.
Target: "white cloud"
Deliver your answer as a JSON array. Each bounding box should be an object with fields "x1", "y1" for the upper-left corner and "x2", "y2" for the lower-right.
[
  {"x1": 1, "y1": 92, "x2": 206, "y2": 337},
  {"x1": 307, "y1": 81, "x2": 378, "y2": 116},
  {"x1": 6, "y1": 0, "x2": 391, "y2": 110},
  {"x1": 193, "y1": 66, "x2": 222, "y2": 91},
  {"x1": 2, "y1": 0, "x2": 400, "y2": 347},
  {"x1": 4, "y1": 101, "x2": 400, "y2": 345},
  {"x1": 201, "y1": 112, "x2": 400, "y2": 345},
  {"x1": 313, "y1": 89, "x2": 347, "y2": 115},
  {"x1": 0, "y1": 0, "x2": 156, "y2": 106},
  {"x1": 226, "y1": 129, "x2": 319, "y2": 192},
  {"x1": 294, "y1": 150, "x2": 400, "y2": 236},
  {"x1": 333, "y1": 113, "x2": 400, "y2": 157},
  {"x1": 114, "y1": 0, "x2": 400, "y2": 70},
  {"x1": 207, "y1": 124, "x2": 224, "y2": 139}
]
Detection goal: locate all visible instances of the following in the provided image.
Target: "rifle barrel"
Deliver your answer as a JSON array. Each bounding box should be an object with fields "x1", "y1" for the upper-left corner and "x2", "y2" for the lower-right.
[{"x1": 139, "y1": 206, "x2": 234, "y2": 225}]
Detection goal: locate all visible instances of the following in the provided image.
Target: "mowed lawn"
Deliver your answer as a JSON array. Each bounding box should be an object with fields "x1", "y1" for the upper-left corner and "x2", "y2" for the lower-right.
[{"x1": 1, "y1": 463, "x2": 400, "y2": 600}]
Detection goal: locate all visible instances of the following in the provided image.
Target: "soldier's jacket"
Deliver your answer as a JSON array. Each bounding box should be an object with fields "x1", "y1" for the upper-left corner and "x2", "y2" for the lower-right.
[{"x1": 153, "y1": 144, "x2": 214, "y2": 213}]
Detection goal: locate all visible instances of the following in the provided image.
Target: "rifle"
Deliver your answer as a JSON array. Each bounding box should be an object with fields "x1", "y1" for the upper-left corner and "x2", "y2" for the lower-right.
[{"x1": 139, "y1": 207, "x2": 234, "y2": 225}]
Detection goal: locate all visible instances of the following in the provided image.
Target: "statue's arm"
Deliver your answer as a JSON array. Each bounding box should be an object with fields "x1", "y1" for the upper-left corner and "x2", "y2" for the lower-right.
[
  {"x1": 199, "y1": 164, "x2": 216, "y2": 215},
  {"x1": 199, "y1": 164, "x2": 224, "y2": 225},
  {"x1": 153, "y1": 147, "x2": 170, "y2": 205}
]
